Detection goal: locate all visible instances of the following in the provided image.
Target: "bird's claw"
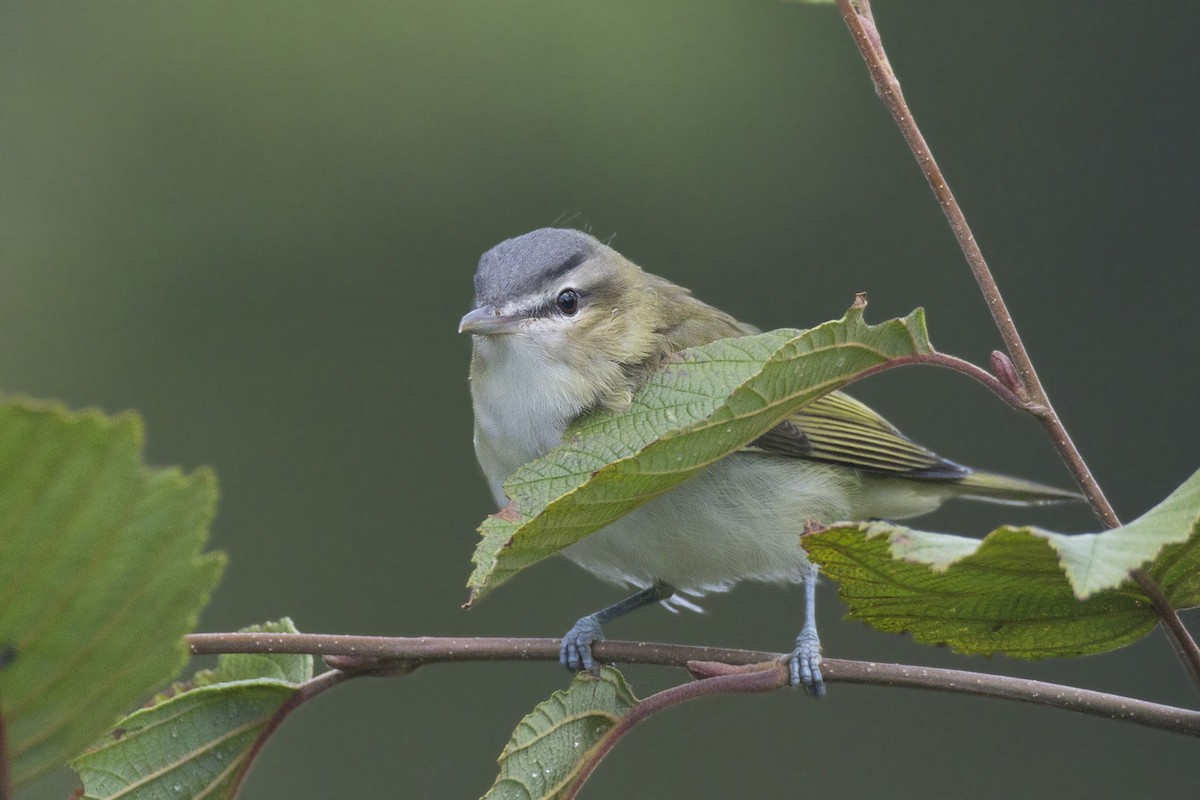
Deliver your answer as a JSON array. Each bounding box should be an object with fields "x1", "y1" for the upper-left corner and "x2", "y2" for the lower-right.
[
  {"x1": 559, "y1": 614, "x2": 604, "y2": 672},
  {"x1": 789, "y1": 628, "x2": 825, "y2": 697}
]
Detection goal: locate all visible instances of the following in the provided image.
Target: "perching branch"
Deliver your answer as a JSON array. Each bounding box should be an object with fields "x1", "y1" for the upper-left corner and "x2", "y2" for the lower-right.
[
  {"x1": 833, "y1": 0, "x2": 1200, "y2": 690},
  {"x1": 186, "y1": 633, "x2": 1200, "y2": 737}
]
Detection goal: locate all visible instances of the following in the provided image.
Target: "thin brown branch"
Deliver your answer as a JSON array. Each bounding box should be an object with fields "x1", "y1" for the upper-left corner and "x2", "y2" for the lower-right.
[
  {"x1": 563, "y1": 662, "x2": 787, "y2": 799},
  {"x1": 851, "y1": 351, "x2": 1030, "y2": 414},
  {"x1": 1026, "y1": 403, "x2": 1121, "y2": 529},
  {"x1": 833, "y1": 0, "x2": 1200, "y2": 688},
  {"x1": 0, "y1": 704, "x2": 9, "y2": 800},
  {"x1": 833, "y1": 0, "x2": 1115, "y2": 522},
  {"x1": 0, "y1": 644, "x2": 15, "y2": 800},
  {"x1": 834, "y1": 0, "x2": 1040, "y2": 403},
  {"x1": 1132, "y1": 571, "x2": 1200, "y2": 691},
  {"x1": 224, "y1": 668, "x2": 352, "y2": 797},
  {"x1": 186, "y1": 633, "x2": 1200, "y2": 736},
  {"x1": 189, "y1": 633, "x2": 773, "y2": 671}
]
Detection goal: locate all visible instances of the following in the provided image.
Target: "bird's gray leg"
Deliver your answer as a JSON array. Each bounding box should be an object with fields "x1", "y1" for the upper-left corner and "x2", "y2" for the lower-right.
[
  {"x1": 789, "y1": 562, "x2": 825, "y2": 697},
  {"x1": 560, "y1": 582, "x2": 674, "y2": 672}
]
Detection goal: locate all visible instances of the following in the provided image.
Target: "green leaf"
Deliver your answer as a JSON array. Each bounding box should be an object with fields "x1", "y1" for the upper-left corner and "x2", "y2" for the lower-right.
[
  {"x1": 484, "y1": 666, "x2": 638, "y2": 800},
  {"x1": 802, "y1": 468, "x2": 1200, "y2": 658},
  {"x1": 1051, "y1": 468, "x2": 1200, "y2": 601},
  {"x1": 468, "y1": 303, "x2": 932, "y2": 600},
  {"x1": 0, "y1": 399, "x2": 225, "y2": 787},
  {"x1": 72, "y1": 619, "x2": 313, "y2": 800}
]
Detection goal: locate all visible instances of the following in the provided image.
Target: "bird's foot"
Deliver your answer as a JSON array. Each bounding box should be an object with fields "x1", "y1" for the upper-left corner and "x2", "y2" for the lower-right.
[
  {"x1": 788, "y1": 627, "x2": 825, "y2": 697},
  {"x1": 559, "y1": 613, "x2": 604, "y2": 672}
]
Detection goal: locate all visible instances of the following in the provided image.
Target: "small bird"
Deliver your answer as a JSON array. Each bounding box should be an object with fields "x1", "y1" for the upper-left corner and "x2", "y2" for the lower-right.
[{"x1": 460, "y1": 228, "x2": 1079, "y2": 695}]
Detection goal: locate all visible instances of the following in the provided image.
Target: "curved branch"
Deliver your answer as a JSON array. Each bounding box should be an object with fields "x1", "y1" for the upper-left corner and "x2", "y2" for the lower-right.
[
  {"x1": 833, "y1": 0, "x2": 1200, "y2": 688},
  {"x1": 850, "y1": 351, "x2": 1029, "y2": 414},
  {"x1": 225, "y1": 668, "x2": 352, "y2": 797},
  {"x1": 563, "y1": 662, "x2": 786, "y2": 799},
  {"x1": 186, "y1": 633, "x2": 1200, "y2": 736}
]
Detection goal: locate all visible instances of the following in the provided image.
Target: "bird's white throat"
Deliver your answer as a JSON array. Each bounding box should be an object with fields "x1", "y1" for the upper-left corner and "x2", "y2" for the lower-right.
[{"x1": 469, "y1": 333, "x2": 596, "y2": 505}]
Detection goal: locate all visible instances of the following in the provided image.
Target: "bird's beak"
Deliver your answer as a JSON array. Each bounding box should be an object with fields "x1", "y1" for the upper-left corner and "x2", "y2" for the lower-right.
[{"x1": 458, "y1": 305, "x2": 524, "y2": 335}]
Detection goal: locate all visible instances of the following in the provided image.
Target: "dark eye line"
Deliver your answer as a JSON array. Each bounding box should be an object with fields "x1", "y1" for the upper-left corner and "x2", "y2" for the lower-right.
[{"x1": 529, "y1": 288, "x2": 585, "y2": 319}]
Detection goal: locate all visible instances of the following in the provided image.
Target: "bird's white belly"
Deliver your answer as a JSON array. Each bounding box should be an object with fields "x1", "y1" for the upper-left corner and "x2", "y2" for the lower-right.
[{"x1": 562, "y1": 454, "x2": 858, "y2": 594}]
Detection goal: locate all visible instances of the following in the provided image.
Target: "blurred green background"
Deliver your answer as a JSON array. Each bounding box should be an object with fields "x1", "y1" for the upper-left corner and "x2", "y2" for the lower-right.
[{"x1": 3, "y1": 1, "x2": 1198, "y2": 797}]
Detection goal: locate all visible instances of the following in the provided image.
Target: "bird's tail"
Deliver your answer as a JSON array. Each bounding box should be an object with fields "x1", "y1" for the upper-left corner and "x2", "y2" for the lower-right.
[{"x1": 953, "y1": 470, "x2": 1083, "y2": 506}]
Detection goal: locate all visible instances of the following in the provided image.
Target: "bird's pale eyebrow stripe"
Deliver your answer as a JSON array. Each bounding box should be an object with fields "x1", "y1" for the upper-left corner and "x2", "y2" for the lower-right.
[
  {"x1": 543, "y1": 250, "x2": 588, "y2": 284},
  {"x1": 504, "y1": 290, "x2": 560, "y2": 317}
]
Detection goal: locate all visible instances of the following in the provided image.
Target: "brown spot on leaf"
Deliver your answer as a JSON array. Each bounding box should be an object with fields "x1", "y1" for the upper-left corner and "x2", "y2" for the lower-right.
[
  {"x1": 490, "y1": 504, "x2": 522, "y2": 523},
  {"x1": 852, "y1": 292, "x2": 869, "y2": 309}
]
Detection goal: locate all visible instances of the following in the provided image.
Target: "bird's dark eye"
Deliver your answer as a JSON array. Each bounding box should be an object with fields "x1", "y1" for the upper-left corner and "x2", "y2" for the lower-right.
[{"x1": 556, "y1": 289, "x2": 580, "y2": 316}]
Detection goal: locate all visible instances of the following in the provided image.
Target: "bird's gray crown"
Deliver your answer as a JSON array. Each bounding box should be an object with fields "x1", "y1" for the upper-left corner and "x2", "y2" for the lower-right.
[{"x1": 474, "y1": 228, "x2": 599, "y2": 306}]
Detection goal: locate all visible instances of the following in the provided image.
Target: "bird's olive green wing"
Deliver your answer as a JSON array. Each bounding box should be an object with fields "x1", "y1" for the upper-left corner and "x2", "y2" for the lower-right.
[
  {"x1": 748, "y1": 391, "x2": 969, "y2": 479},
  {"x1": 652, "y1": 305, "x2": 968, "y2": 480},
  {"x1": 649, "y1": 313, "x2": 1078, "y2": 502}
]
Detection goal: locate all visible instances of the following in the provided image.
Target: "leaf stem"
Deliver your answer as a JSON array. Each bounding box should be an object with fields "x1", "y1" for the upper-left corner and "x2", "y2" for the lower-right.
[
  {"x1": 187, "y1": 633, "x2": 1200, "y2": 736},
  {"x1": 833, "y1": 0, "x2": 1200, "y2": 689}
]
